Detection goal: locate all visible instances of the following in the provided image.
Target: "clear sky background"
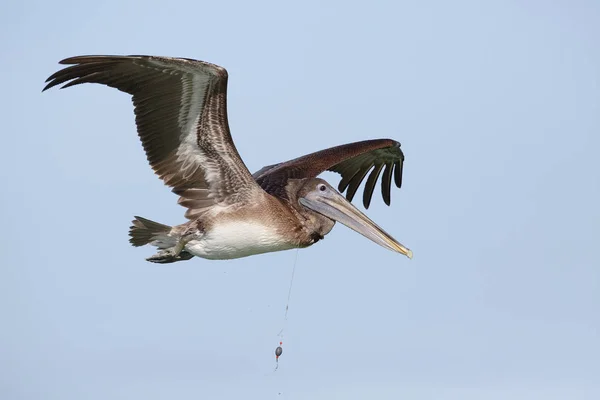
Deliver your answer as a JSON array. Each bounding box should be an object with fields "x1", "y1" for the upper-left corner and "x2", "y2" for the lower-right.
[{"x1": 1, "y1": 0, "x2": 599, "y2": 399}]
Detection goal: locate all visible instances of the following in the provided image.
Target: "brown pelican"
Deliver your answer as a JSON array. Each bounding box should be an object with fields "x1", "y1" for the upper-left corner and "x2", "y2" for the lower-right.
[{"x1": 44, "y1": 55, "x2": 412, "y2": 263}]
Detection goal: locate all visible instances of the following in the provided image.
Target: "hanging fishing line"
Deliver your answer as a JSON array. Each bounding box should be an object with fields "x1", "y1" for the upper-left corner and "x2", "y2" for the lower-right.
[{"x1": 274, "y1": 249, "x2": 299, "y2": 370}]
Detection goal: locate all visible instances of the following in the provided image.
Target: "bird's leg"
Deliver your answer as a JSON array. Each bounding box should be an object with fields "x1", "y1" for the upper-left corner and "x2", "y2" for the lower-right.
[
  {"x1": 172, "y1": 233, "x2": 195, "y2": 257},
  {"x1": 146, "y1": 222, "x2": 202, "y2": 264}
]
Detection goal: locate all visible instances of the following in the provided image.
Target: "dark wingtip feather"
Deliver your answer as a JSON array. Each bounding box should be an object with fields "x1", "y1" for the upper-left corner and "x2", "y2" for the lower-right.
[
  {"x1": 338, "y1": 168, "x2": 358, "y2": 193},
  {"x1": 346, "y1": 166, "x2": 371, "y2": 204},
  {"x1": 59, "y1": 55, "x2": 118, "y2": 64},
  {"x1": 381, "y1": 163, "x2": 393, "y2": 206},
  {"x1": 362, "y1": 164, "x2": 384, "y2": 209},
  {"x1": 394, "y1": 160, "x2": 403, "y2": 188},
  {"x1": 43, "y1": 56, "x2": 130, "y2": 92},
  {"x1": 59, "y1": 56, "x2": 85, "y2": 64}
]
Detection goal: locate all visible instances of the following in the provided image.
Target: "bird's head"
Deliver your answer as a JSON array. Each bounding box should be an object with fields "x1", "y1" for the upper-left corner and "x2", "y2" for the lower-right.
[{"x1": 292, "y1": 177, "x2": 413, "y2": 258}]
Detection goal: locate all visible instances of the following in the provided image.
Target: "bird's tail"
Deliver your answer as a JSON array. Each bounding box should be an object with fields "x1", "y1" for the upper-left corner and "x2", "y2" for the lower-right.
[{"x1": 129, "y1": 216, "x2": 174, "y2": 248}]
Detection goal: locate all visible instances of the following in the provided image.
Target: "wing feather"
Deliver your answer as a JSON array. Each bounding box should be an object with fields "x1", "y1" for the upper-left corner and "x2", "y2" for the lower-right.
[
  {"x1": 253, "y1": 139, "x2": 405, "y2": 208},
  {"x1": 363, "y1": 163, "x2": 385, "y2": 209},
  {"x1": 381, "y1": 163, "x2": 393, "y2": 206},
  {"x1": 394, "y1": 160, "x2": 403, "y2": 188},
  {"x1": 44, "y1": 55, "x2": 261, "y2": 218}
]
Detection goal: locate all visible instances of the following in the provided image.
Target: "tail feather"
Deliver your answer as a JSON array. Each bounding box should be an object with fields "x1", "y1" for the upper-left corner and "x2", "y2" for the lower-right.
[{"x1": 129, "y1": 216, "x2": 172, "y2": 247}]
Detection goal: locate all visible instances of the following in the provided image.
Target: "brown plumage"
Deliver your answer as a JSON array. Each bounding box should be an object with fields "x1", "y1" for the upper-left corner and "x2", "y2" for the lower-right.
[
  {"x1": 44, "y1": 55, "x2": 412, "y2": 262},
  {"x1": 44, "y1": 55, "x2": 260, "y2": 220},
  {"x1": 254, "y1": 139, "x2": 404, "y2": 209}
]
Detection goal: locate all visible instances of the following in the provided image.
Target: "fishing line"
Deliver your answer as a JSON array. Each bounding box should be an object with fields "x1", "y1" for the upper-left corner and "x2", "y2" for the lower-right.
[{"x1": 274, "y1": 249, "x2": 299, "y2": 370}]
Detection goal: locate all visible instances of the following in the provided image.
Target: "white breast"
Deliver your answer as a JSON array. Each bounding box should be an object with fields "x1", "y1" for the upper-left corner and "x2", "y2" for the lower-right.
[{"x1": 184, "y1": 221, "x2": 296, "y2": 260}]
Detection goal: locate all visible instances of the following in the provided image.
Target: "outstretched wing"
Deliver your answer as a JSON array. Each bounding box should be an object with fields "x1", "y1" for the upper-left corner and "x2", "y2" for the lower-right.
[
  {"x1": 44, "y1": 55, "x2": 260, "y2": 219},
  {"x1": 253, "y1": 139, "x2": 405, "y2": 209}
]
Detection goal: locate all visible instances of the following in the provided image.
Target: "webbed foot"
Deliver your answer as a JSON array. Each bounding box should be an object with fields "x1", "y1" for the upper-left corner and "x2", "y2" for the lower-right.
[{"x1": 146, "y1": 249, "x2": 194, "y2": 264}]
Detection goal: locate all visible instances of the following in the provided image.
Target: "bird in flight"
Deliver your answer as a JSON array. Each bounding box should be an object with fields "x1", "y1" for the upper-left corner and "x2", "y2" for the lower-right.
[{"x1": 44, "y1": 55, "x2": 412, "y2": 263}]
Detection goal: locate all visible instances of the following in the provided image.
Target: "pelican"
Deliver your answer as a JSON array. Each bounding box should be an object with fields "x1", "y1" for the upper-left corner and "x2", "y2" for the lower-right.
[{"x1": 44, "y1": 55, "x2": 412, "y2": 263}]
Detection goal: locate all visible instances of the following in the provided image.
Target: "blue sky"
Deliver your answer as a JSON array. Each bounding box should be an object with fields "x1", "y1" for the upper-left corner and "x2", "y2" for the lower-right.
[{"x1": 2, "y1": 0, "x2": 599, "y2": 399}]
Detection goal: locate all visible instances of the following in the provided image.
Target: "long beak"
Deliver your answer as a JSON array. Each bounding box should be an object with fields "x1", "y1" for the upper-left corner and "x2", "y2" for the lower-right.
[{"x1": 299, "y1": 194, "x2": 413, "y2": 259}]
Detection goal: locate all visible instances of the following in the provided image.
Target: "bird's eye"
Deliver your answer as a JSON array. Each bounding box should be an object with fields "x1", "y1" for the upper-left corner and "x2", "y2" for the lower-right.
[{"x1": 319, "y1": 184, "x2": 326, "y2": 192}]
